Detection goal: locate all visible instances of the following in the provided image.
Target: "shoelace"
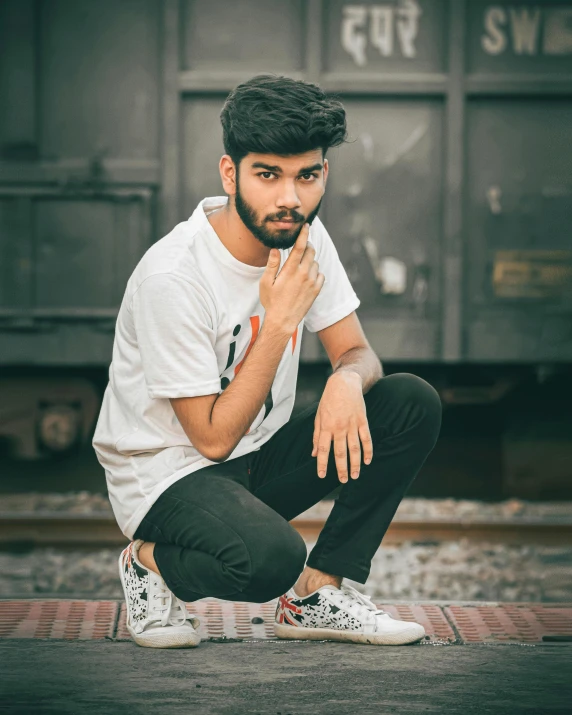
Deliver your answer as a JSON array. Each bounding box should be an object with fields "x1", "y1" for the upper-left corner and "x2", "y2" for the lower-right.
[
  {"x1": 335, "y1": 583, "x2": 389, "y2": 622},
  {"x1": 151, "y1": 577, "x2": 190, "y2": 628}
]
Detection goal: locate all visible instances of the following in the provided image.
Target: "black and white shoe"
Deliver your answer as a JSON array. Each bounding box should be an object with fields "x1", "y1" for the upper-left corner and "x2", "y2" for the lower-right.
[
  {"x1": 119, "y1": 540, "x2": 201, "y2": 648},
  {"x1": 274, "y1": 582, "x2": 425, "y2": 645}
]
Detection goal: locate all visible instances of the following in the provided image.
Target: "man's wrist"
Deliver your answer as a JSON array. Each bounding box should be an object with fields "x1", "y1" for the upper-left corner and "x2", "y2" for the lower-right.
[
  {"x1": 328, "y1": 369, "x2": 363, "y2": 386},
  {"x1": 261, "y1": 315, "x2": 295, "y2": 343}
]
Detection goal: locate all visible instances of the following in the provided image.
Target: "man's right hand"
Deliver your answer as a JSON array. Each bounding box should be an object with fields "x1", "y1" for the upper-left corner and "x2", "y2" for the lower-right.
[{"x1": 259, "y1": 223, "x2": 325, "y2": 334}]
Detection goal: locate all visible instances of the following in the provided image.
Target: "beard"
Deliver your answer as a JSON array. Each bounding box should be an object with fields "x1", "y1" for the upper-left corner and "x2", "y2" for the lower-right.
[{"x1": 233, "y1": 173, "x2": 323, "y2": 250}]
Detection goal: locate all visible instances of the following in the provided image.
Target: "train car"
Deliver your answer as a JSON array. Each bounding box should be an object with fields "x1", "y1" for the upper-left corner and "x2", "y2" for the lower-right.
[{"x1": 1, "y1": 0, "x2": 571, "y2": 496}]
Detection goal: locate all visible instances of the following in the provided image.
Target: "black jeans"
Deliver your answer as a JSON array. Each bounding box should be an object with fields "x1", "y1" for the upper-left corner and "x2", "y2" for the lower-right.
[{"x1": 134, "y1": 373, "x2": 442, "y2": 603}]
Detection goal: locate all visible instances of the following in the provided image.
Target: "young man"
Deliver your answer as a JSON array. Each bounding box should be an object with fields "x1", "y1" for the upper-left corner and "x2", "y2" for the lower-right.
[{"x1": 93, "y1": 74, "x2": 442, "y2": 649}]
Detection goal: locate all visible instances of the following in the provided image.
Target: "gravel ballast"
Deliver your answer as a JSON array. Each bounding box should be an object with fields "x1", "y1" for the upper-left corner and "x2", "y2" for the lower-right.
[{"x1": 1, "y1": 493, "x2": 571, "y2": 602}]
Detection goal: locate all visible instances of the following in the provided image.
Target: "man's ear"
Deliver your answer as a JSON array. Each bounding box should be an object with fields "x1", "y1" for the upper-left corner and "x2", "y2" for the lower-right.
[
  {"x1": 219, "y1": 155, "x2": 237, "y2": 196},
  {"x1": 323, "y1": 157, "x2": 329, "y2": 188}
]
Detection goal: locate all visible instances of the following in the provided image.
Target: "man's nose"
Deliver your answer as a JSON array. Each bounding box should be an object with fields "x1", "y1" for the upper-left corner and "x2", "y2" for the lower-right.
[{"x1": 276, "y1": 181, "x2": 302, "y2": 209}]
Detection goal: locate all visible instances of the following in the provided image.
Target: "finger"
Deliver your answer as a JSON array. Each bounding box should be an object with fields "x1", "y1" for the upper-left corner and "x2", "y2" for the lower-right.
[
  {"x1": 263, "y1": 248, "x2": 281, "y2": 282},
  {"x1": 347, "y1": 425, "x2": 362, "y2": 479},
  {"x1": 286, "y1": 223, "x2": 310, "y2": 263},
  {"x1": 300, "y1": 240, "x2": 317, "y2": 269},
  {"x1": 316, "y1": 431, "x2": 331, "y2": 478},
  {"x1": 314, "y1": 272, "x2": 325, "y2": 295},
  {"x1": 333, "y1": 432, "x2": 349, "y2": 484},
  {"x1": 358, "y1": 423, "x2": 373, "y2": 465},
  {"x1": 312, "y1": 415, "x2": 320, "y2": 457},
  {"x1": 307, "y1": 260, "x2": 319, "y2": 283}
]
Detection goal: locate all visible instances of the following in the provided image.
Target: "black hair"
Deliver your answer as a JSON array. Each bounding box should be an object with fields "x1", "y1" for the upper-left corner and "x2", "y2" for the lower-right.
[{"x1": 220, "y1": 74, "x2": 348, "y2": 167}]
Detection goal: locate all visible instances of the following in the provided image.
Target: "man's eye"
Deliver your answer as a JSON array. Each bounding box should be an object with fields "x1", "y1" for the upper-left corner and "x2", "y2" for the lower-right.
[
  {"x1": 259, "y1": 172, "x2": 274, "y2": 179},
  {"x1": 301, "y1": 174, "x2": 317, "y2": 181}
]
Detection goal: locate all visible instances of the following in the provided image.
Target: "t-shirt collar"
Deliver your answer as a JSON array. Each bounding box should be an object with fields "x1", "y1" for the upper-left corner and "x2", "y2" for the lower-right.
[{"x1": 195, "y1": 196, "x2": 267, "y2": 277}]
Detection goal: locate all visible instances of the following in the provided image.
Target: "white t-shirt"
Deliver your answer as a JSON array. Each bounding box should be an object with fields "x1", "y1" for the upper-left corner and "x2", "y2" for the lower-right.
[{"x1": 92, "y1": 196, "x2": 360, "y2": 538}]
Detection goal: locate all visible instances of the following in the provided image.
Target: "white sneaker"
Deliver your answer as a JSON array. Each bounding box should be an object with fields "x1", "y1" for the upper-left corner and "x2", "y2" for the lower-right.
[
  {"x1": 118, "y1": 540, "x2": 201, "y2": 648},
  {"x1": 274, "y1": 582, "x2": 426, "y2": 645}
]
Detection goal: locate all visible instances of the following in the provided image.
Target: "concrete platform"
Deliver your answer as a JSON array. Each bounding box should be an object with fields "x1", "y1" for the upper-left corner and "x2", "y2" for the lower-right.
[
  {"x1": 1, "y1": 639, "x2": 571, "y2": 714},
  {"x1": 1, "y1": 599, "x2": 571, "y2": 713}
]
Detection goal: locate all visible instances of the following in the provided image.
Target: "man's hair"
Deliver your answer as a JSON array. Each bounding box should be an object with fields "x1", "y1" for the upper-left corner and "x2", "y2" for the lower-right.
[{"x1": 220, "y1": 74, "x2": 348, "y2": 167}]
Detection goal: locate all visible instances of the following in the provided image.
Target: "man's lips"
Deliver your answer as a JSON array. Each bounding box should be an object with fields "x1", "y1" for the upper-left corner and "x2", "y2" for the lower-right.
[{"x1": 271, "y1": 218, "x2": 299, "y2": 227}]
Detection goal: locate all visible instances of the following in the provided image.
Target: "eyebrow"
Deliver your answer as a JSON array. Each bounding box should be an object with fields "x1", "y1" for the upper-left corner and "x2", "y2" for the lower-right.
[{"x1": 250, "y1": 161, "x2": 323, "y2": 174}]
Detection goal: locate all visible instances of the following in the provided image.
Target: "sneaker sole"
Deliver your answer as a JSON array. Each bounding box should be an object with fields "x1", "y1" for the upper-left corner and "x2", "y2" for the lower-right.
[
  {"x1": 118, "y1": 547, "x2": 201, "y2": 649},
  {"x1": 274, "y1": 622, "x2": 425, "y2": 646},
  {"x1": 126, "y1": 623, "x2": 201, "y2": 649}
]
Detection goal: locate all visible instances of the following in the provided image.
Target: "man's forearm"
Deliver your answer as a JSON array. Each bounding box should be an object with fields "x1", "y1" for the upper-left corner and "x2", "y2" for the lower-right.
[
  {"x1": 208, "y1": 318, "x2": 292, "y2": 460},
  {"x1": 330, "y1": 346, "x2": 383, "y2": 394}
]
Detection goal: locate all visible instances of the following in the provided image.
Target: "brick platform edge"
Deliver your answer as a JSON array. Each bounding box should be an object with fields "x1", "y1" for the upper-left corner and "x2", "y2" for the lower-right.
[{"x1": 1, "y1": 599, "x2": 571, "y2": 645}]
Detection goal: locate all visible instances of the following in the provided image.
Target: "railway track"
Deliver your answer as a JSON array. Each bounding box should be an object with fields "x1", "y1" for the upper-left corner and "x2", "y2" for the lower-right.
[{"x1": 1, "y1": 512, "x2": 571, "y2": 548}]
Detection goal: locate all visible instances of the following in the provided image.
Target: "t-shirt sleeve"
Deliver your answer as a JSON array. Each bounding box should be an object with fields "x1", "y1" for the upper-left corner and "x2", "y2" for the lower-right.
[
  {"x1": 303, "y1": 217, "x2": 361, "y2": 333},
  {"x1": 131, "y1": 273, "x2": 221, "y2": 399}
]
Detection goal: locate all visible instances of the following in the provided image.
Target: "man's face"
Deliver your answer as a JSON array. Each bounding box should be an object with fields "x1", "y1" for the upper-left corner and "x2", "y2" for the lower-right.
[{"x1": 232, "y1": 149, "x2": 327, "y2": 250}]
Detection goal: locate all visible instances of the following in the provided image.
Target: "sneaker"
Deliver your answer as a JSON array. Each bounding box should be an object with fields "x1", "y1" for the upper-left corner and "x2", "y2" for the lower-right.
[
  {"x1": 274, "y1": 582, "x2": 425, "y2": 645},
  {"x1": 118, "y1": 540, "x2": 201, "y2": 648}
]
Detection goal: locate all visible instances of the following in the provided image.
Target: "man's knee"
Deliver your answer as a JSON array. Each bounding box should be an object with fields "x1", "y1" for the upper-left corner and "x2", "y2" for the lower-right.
[
  {"x1": 169, "y1": 526, "x2": 307, "y2": 603},
  {"x1": 390, "y1": 372, "x2": 441, "y2": 417},
  {"x1": 368, "y1": 372, "x2": 442, "y2": 442},
  {"x1": 246, "y1": 527, "x2": 307, "y2": 603}
]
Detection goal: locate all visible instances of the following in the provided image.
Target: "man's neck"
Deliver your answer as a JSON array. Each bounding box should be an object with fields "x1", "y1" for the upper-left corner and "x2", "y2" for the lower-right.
[{"x1": 207, "y1": 205, "x2": 270, "y2": 268}]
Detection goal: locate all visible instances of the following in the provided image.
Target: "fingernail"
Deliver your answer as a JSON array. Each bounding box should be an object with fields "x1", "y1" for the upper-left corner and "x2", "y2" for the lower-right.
[
  {"x1": 351, "y1": 472, "x2": 359, "y2": 479},
  {"x1": 318, "y1": 471, "x2": 325, "y2": 478},
  {"x1": 365, "y1": 458, "x2": 371, "y2": 465}
]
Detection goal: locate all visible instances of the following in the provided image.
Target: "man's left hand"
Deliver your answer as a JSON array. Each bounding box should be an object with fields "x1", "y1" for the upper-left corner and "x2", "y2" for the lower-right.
[{"x1": 311, "y1": 371, "x2": 373, "y2": 483}]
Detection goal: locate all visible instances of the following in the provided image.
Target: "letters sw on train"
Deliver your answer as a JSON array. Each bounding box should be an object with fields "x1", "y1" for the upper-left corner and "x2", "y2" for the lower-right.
[
  {"x1": 482, "y1": 5, "x2": 572, "y2": 56},
  {"x1": 340, "y1": 2, "x2": 572, "y2": 67}
]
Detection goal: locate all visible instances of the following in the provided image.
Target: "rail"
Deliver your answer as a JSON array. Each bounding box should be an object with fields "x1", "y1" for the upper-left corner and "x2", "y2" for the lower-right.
[{"x1": 1, "y1": 512, "x2": 571, "y2": 548}]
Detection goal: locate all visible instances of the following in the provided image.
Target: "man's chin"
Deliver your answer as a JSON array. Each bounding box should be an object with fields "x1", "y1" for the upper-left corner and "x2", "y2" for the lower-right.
[
  {"x1": 259, "y1": 237, "x2": 298, "y2": 250},
  {"x1": 257, "y1": 224, "x2": 301, "y2": 249}
]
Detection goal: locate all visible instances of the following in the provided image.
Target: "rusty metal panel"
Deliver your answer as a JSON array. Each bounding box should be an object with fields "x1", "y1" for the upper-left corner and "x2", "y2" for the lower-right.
[
  {"x1": 502, "y1": 412, "x2": 572, "y2": 499},
  {"x1": 0, "y1": 0, "x2": 36, "y2": 161},
  {"x1": 35, "y1": 199, "x2": 117, "y2": 309},
  {"x1": 0, "y1": 186, "x2": 154, "y2": 366},
  {"x1": 469, "y1": 100, "x2": 572, "y2": 279},
  {"x1": 466, "y1": 100, "x2": 572, "y2": 360},
  {"x1": 181, "y1": 98, "x2": 228, "y2": 219},
  {"x1": 0, "y1": 189, "x2": 153, "y2": 316},
  {"x1": 35, "y1": 198, "x2": 145, "y2": 310},
  {"x1": 468, "y1": 1, "x2": 572, "y2": 75},
  {"x1": 181, "y1": 0, "x2": 305, "y2": 72},
  {"x1": 323, "y1": 99, "x2": 444, "y2": 359},
  {"x1": 1, "y1": 324, "x2": 122, "y2": 367},
  {"x1": 492, "y1": 250, "x2": 572, "y2": 300},
  {"x1": 0, "y1": 196, "x2": 33, "y2": 309},
  {"x1": 38, "y1": 0, "x2": 159, "y2": 162},
  {"x1": 324, "y1": 0, "x2": 447, "y2": 74}
]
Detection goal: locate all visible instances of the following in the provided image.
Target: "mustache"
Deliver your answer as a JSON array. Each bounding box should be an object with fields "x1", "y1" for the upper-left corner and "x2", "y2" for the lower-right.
[{"x1": 268, "y1": 212, "x2": 305, "y2": 222}]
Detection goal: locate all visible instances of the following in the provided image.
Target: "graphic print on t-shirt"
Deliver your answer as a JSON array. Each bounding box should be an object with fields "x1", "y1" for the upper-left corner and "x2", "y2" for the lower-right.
[{"x1": 220, "y1": 316, "x2": 298, "y2": 435}]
